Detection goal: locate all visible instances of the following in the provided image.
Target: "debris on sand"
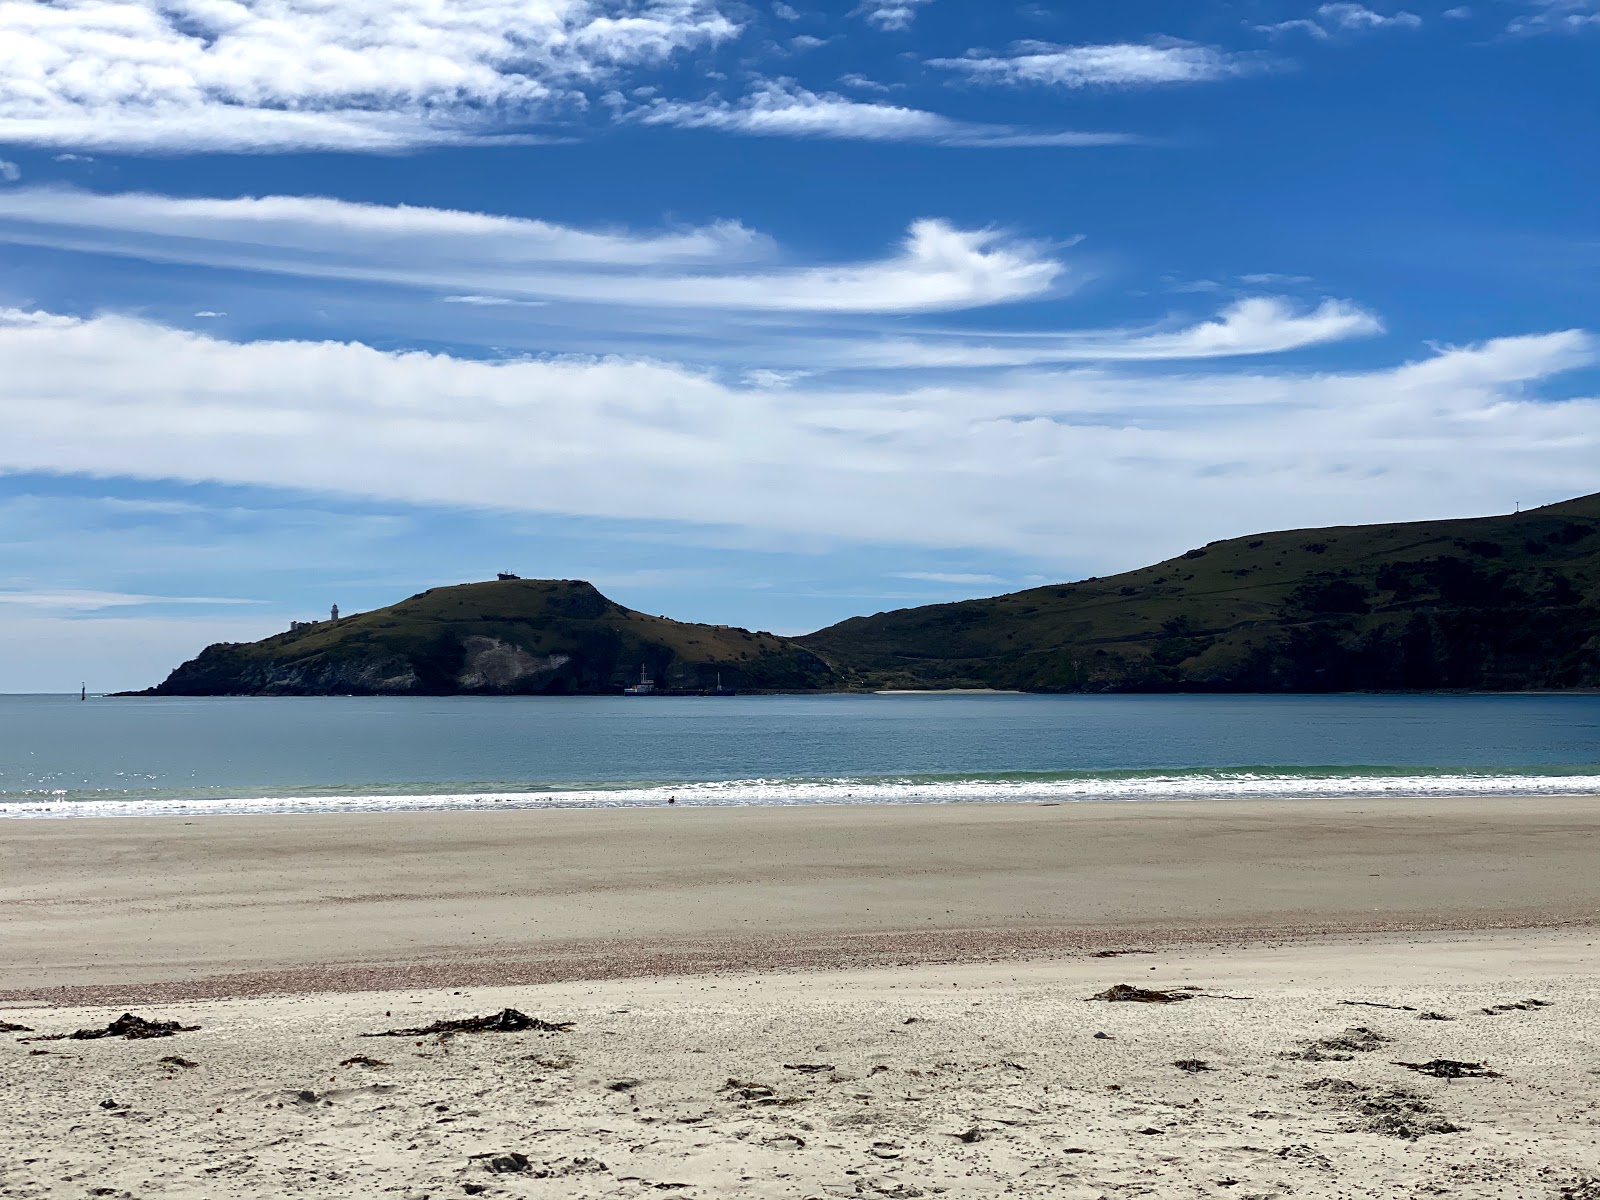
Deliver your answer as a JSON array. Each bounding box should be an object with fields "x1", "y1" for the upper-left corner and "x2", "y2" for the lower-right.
[
  {"x1": 1283, "y1": 1025, "x2": 1391, "y2": 1060},
  {"x1": 362, "y1": 1008, "x2": 572, "y2": 1037},
  {"x1": 607, "y1": 1078, "x2": 641, "y2": 1092},
  {"x1": 1317, "y1": 1026, "x2": 1392, "y2": 1052},
  {"x1": 1090, "y1": 984, "x2": 1195, "y2": 1004},
  {"x1": 466, "y1": 1152, "x2": 607, "y2": 1178},
  {"x1": 1092, "y1": 949, "x2": 1154, "y2": 959},
  {"x1": 470, "y1": 1152, "x2": 531, "y2": 1174},
  {"x1": 158, "y1": 1056, "x2": 198, "y2": 1070},
  {"x1": 1173, "y1": 1059, "x2": 1215, "y2": 1074},
  {"x1": 23, "y1": 1013, "x2": 199, "y2": 1042},
  {"x1": 1559, "y1": 1180, "x2": 1600, "y2": 1200},
  {"x1": 1304, "y1": 1078, "x2": 1466, "y2": 1139},
  {"x1": 338, "y1": 1055, "x2": 388, "y2": 1069},
  {"x1": 720, "y1": 1079, "x2": 777, "y2": 1102},
  {"x1": 783, "y1": 1063, "x2": 835, "y2": 1074},
  {"x1": 764, "y1": 1134, "x2": 806, "y2": 1150},
  {"x1": 952, "y1": 1127, "x2": 986, "y2": 1143},
  {"x1": 1394, "y1": 1059, "x2": 1502, "y2": 1079},
  {"x1": 1339, "y1": 1000, "x2": 1417, "y2": 1012},
  {"x1": 1418, "y1": 1011, "x2": 1455, "y2": 1021},
  {"x1": 1482, "y1": 998, "x2": 1553, "y2": 1015},
  {"x1": 0, "y1": 1021, "x2": 33, "y2": 1033}
]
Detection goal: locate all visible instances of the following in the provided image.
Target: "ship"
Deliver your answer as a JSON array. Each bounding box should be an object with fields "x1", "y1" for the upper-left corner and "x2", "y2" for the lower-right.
[
  {"x1": 708, "y1": 672, "x2": 736, "y2": 697},
  {"x1": 623, "y1": 665, "x2": 657, "y2": 696}
]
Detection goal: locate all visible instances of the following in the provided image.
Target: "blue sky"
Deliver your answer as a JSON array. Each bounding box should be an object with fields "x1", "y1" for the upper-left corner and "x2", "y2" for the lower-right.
[{"x1": 0, "y1": 0, "x2": 1596, "y2": 691}]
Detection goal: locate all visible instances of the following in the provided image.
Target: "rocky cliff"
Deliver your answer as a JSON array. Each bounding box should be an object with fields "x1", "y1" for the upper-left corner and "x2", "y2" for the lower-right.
[{"x1": 142, "y1": 579, "x2": 836, "y2": 696}]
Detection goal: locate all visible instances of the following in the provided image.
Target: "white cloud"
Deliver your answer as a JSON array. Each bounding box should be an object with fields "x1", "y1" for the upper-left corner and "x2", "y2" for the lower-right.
[
  {"x1": 0, "y1": 589, "x2": 260, "y2": 611},
  {"x1": 0, "y1": 308, "x2": 1594, "y2": 563},
  {"x1": 854, "y1": 0, "x2": 934, "y2": 31},
  {"x1": 0, "y1": 189, "x2": 1065, "y2": 313},
  {"x1": 929, "y1": 41, "x2": 1260, "y2": 87},
  {"x1": 838, "y1": 73, "x2": 895, "y2": 93},
  {"x1": 1318, "y1": 4, "x2": 1423, "y2": 30},
  {"x1": 192, "y1": 310, "x2": 226, "y2": 318},
  {"x1": 0, "y1": 160, "x2": 19, "y2": 183},
  {"x1": 0, "y1": 0, "x2": 739, "y2": 152},
  {"x1": 632, "y1": 80, "x2": 1135, "y2": 145},
  {"x1": 773, "y1": 2, "x2": 802, "y2": 19},
  {"x1": 1443, "y1": 6, "x2": 1472, "y2": 17},
  {"x1": 442, "y1": 295, "x2": 551, "y2": 307},
  {"x1": 1258, "y1": 4, "x2": 1422, "y2": 35},
  {"x1": 742, "y1": 368, "x2": 810, "y2": 388},
  {"x1": 1508, "y1": 0, "x2": 1600, "y2": 31},
  {"x1": 840, "y1": 298, "x2": 1383, "y2": 369},
  {"x1": 0, "y1": 187, "x2": 765, "y2": 269}
]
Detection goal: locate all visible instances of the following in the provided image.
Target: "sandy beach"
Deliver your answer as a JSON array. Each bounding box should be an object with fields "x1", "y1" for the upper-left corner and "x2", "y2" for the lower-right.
[{"x1": 4, "y1": 796, "x2": 1600, "y2": 1197}]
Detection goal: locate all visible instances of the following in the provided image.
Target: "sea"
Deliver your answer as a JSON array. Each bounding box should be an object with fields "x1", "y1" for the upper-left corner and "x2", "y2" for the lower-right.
[{"x1": 2, "y1": 692, "x2": 1598, "y2": 819}]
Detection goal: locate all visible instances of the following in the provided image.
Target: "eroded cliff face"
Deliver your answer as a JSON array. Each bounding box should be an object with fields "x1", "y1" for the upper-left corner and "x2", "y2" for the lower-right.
[
  {"x1": 140, "y1": 580, "x2": 841, "y2": 696},
  {"x1": 147, "y1": 645, "x2": 424, "y2": 695},
  {"x1": 455, "y1": 639, "x2": 572, "y2": 691}
]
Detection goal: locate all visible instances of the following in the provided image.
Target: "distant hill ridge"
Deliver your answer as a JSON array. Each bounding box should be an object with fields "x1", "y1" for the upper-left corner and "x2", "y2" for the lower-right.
[
  {"x1": 141, "y1": 492, "x2": 1600, "y2": 695},
  {"x1": 797, "y1": 491, "x2": 1600, "y2": 693}
]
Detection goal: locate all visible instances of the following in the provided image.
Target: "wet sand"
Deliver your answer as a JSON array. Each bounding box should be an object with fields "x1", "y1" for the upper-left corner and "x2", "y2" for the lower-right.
[{"x1": 3, "y1": 794, "x2": 1599, "y2": 1000}]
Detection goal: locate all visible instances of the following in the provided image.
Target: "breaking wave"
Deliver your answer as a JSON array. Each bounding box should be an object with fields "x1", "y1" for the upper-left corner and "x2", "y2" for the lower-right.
[{"x1": 4, "y1": 765, "x2": 1598, "y2": 818}]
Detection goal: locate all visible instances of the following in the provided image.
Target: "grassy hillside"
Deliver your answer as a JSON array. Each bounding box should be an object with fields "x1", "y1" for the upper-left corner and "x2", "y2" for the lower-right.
[
  {"x1": 797, "y1": 493, "x2": 1600, "y2": 693},
  {"x1": 145, "y1": 578, "x2": 836, "y2": 695}
]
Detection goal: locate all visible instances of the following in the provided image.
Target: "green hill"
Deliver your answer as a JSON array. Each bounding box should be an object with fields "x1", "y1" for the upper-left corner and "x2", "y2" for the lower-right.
[
  {"x1": 143, "y1": 578, "x2": 836, "y2": 696},
  {"x1": 796, "y1": 493, "x2": 1600, "y2": 693}
]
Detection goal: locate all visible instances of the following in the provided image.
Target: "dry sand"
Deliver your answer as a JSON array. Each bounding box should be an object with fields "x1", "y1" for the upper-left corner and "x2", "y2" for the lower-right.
[
  {"x1": 3, "y1": 796, "x2": 1600, "y2": 1198},
  {"x1": 3, "y1": 932, "x2": 1599, "y2": 1199}
]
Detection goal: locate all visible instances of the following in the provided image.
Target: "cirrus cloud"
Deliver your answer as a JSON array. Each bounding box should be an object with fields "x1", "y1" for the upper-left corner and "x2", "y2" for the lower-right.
[
  {"x1": 628, "y1": 80, "x2": 1136, "y2": 145},
  {"x1": 0, "y1": 188, "x2": 1065, "y2": 314}
]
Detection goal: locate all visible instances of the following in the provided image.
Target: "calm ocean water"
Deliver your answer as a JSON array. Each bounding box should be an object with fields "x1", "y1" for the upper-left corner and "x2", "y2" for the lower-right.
[{"x1": 2, "y1": 692, "x2": 1598, "y2": 818}]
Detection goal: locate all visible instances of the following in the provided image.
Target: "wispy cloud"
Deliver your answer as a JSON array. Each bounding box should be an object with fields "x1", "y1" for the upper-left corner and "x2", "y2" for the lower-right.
[
  {"x1": 1508, "y1": 0, "x2": 1600, "y2": 32},
  {"x1": 0, "y1": 308, "x2": 1593, "y2": 560},
  {"x1": 0, "y1": 187, "x2": 765, "y2": 270},
  {"x1": 0, "y1": 190, "x2": 1066, "y2": 314},
  {"x1": 929, "y1": 41, "x2": 1263, "y2": 87},
  {"x1": 0, "y1": 589, "x2": 261, "y2": 611},
  {"x1": 0, "y1": 0, "x2": 740, "y2": 152},
  {"x1": 629, "y1": 80, "x2": 1135, "y2": 145},
  {"x1": 0, "y1": 160, "x2": 18, "y2": 183},
  {"x1": 1258, "y1": 4, "x2": 1423, "y2": 36},
  {"x1": 838, "y1": 298, "x2": 1383, "y2": 369},
  {"x1": 853, "y1": 0, "x2": 933, "y2": 32}
]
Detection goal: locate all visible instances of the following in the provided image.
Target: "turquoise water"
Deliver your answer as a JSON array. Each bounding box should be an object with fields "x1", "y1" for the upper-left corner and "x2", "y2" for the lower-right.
[{"x1": 2, "y1": 692, "x2": 1598, "y2": 818}]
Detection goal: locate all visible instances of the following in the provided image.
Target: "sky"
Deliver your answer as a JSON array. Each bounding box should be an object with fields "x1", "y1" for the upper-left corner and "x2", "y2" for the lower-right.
[{"x1": 0, "y1": 0, "x2": 1597, "y2": 691}]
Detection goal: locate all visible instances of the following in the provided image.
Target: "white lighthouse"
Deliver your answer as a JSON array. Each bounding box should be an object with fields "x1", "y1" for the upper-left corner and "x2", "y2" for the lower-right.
[{"x1": 331, "y1": 603, "x2": 340, "y2": 622}]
